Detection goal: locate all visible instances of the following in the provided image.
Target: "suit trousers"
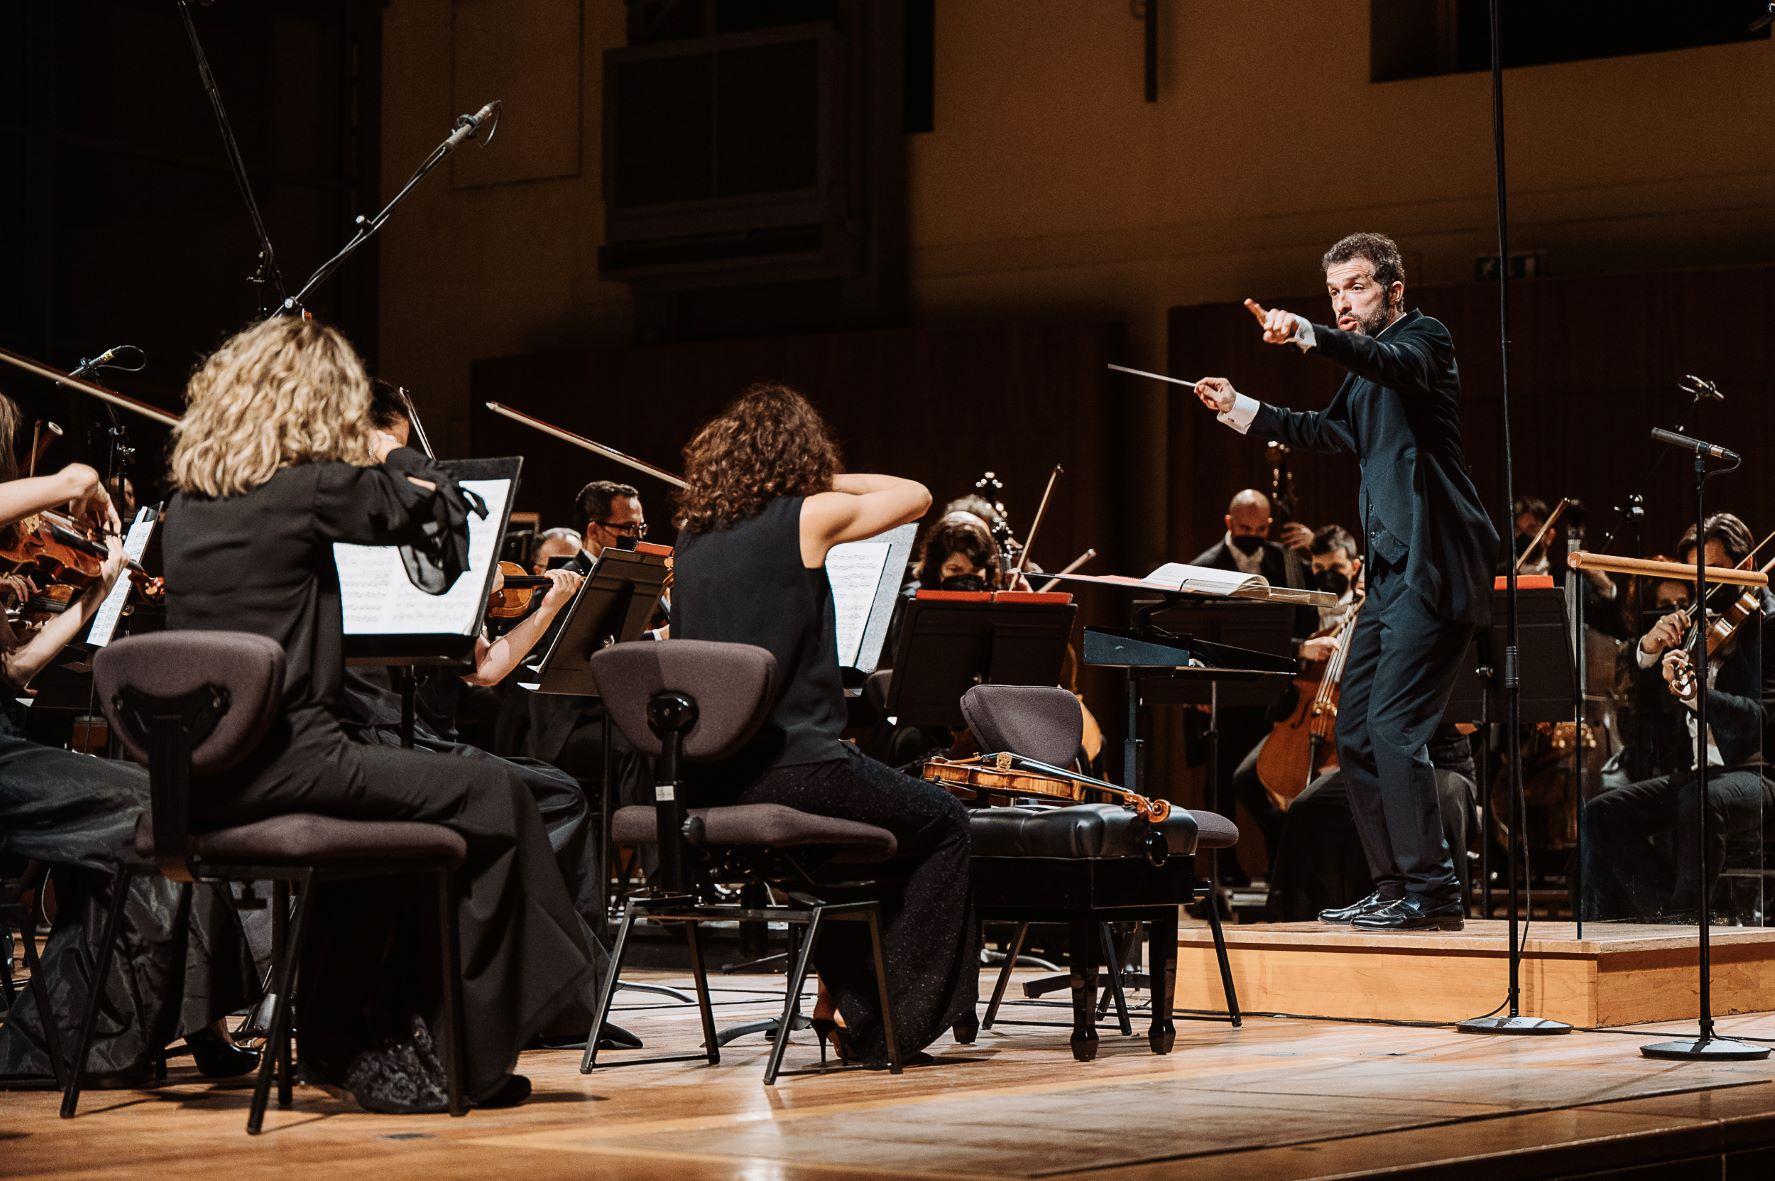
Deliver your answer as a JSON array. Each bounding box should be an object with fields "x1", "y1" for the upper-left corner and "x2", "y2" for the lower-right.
[{"x1": 1336, "y1": 564, "x2": 1474, "y2": 901}]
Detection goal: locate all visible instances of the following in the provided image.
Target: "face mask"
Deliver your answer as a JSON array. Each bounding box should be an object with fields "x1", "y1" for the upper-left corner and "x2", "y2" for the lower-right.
[
  {"x1": 1314, "y1": 567, "x2": 1351, "y2": 597},
  {"x1": 939, "y1": 573, "x2": 989, "y2": 593},
  {"x1": 1230, "y1": 534, "x2": 1266, "y2": 556},
  {"x1": 615, "y1": 534, "x2": 639, "y2": 551}
]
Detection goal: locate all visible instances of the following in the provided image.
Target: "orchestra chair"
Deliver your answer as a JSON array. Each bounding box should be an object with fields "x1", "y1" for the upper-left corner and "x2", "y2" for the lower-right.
[
  {"x1": 1, "y1": 860, "x2": 68, "y2": 1088},
  {"x1": 959, "y1": 684, "x2": 1241, "y2": 1061},
  {"x1": 64, "y1": 631, "x2": 467, "y2": 1133},
  {"x1": 584, "y1": 639, "x2": 903, "y2": 1085}
]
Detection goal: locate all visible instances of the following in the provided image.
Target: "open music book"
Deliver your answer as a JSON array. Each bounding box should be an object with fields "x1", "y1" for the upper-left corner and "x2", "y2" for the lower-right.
[{"x1": 1051, "y1": 562, "x2": 1335, "y2": 607}]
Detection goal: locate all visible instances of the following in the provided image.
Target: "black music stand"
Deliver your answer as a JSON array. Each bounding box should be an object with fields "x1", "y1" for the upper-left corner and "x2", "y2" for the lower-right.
[
  {"x1": 342, "y1": 456, "x2": 522, "y2": 748},
  {"x1": 883, "y1": 596, "x2": 1077, "y2": 728},
  {"x1": 520, "y1": 547, "x2": 670, "y2": 696}
]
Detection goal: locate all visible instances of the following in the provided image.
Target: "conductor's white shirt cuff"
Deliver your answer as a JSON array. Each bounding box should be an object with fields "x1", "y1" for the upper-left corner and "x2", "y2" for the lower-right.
[
  {"x1": 1217, "y1": 392, "x2": 1261, "y2": 434},
  {"x1": 1292, "y1": 317, "x2": 1317, "y2": 352}
]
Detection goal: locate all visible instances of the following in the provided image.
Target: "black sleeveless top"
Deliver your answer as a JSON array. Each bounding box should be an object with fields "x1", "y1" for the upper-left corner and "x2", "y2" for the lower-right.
[{"x1": 672, "y1": 495, "x2": 848, "y2": 768}]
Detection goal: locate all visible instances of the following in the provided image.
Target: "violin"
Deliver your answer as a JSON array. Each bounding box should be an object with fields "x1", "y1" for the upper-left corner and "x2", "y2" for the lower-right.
[
  {"x1": 1667, "y1": 552, "x2": 1775, "y2": 700},
  {"x1": 485, "y1": 559, "x2": 556, "y2": 621},
  {"x1": 0, "y1": 510, "x2": 161, "y2": 625},
  {"x1": 920, "y1": 751, "x2": 1171, "y2": 824}
]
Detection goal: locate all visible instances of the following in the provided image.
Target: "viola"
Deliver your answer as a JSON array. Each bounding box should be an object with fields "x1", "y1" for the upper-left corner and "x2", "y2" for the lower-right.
[{"x1": 920, "y1": 751, "x2": 1171, "y2": 824}]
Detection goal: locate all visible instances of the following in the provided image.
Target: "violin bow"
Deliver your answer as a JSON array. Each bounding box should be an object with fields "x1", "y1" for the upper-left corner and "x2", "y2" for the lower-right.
[
  {"x1": 28, "y1": 421, "x2": 62, "y2": 478},
  {"x1": 1037, "y1": 548, "x2": 1095, "y2": 594},
  {"x1": 1513, "y1": 496, "x2": 1571, "y2": 574},
  {"x1": 397, "y1": 386, "x2": 436, "y2": 459},
  {"x1": 1011, "y1": 463, "x2": 1062, "y2": 580},
  {"x1": 485, "y1": 401, "x2": 688, "y2": 490}
]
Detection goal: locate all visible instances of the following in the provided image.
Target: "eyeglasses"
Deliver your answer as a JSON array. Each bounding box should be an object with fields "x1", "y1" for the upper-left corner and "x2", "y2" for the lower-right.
[{"x1": 595, "y1": 519, "x2": 648, "y2": 538}]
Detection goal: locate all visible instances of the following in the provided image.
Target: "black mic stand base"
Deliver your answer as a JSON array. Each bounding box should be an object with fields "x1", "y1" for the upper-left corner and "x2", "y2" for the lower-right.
[
  {"x1": 1456, "y1": 1015, "x2": 1570, "y2": 1035},
  {"x1": 1641, "y1": 1036, "x2": 1769, "y2": 1061}
]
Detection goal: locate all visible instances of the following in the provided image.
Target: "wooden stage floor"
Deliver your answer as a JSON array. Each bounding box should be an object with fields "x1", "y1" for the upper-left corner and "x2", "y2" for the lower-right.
[{"x1": 8, "y1": 969, "x2": 1775, "y2": 1180}]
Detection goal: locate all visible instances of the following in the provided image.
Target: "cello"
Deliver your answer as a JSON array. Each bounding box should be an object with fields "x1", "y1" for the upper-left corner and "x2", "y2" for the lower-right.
[{"x1": 1255, "y1": 596, "x2": 1363, "y2": 809}]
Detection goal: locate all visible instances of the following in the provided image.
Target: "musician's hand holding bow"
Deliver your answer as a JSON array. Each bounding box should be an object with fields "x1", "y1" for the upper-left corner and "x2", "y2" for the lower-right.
[
  {"x1": 63, "y1": 463, "x2": 121, "y2": 536},
  {"x1": 1663, "y1": 648, "x2": 1699, "y2": 702},
  {"x1": 1194, "y1": 377, "x2": 1238, "y2": 414},
  {"x1": 539, "y1": 567, "x2": 584, "y2": 614}
]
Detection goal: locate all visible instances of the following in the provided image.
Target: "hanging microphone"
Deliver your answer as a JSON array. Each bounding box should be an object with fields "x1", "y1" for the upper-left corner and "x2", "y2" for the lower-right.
[
  {"x1": 1679, "y1": 374, "x2": 1724, "y2": 402},
  {"x1": 444, "y1": 100, "x2": 501, "y2": 152},
  {"x1": 1651, "y1": 426, "x2": 1740, "y2": 465},
  {"x1": 70, "y1": 345, "x2": 146, "y2": 379}
]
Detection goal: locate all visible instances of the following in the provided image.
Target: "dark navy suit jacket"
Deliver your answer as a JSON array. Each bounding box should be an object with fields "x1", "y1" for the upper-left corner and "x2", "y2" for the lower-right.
[{"x1": 1245, "y1": 309, "x2": 1500, "y2": 625}]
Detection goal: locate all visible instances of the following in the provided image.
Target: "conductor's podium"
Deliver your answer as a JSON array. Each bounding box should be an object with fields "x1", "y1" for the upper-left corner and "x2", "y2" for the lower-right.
[{"x1": 963, "y1": 801, "x2": 1242, "y2": 1059}]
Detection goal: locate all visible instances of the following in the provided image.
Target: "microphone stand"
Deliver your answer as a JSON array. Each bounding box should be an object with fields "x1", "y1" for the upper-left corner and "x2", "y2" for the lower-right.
[
  {"x1": 176, "y1": 0, "x2": 287, "y2": 314},
  {"x1": 1641, "y1": 440, "x2": 1766, "y2": 1061},
  {"x1": 1456, "y1": 0, "x2": 1570, "y2": 1038},
  {"x1": 283, "y1": 105, "x2": 499, "y2": 315},
  {"x1": 68, "y1": 346, "x2": 146, "y2": 504}
]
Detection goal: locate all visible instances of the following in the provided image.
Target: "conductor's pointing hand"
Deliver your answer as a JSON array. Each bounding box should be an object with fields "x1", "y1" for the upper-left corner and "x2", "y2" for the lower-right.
[
  {"x1": 1245, "y1": 298, "x2": 1304, "y2": 346},
  {"x1": 1194, "y1": 377, "x2": 1237, "y2": 414}
]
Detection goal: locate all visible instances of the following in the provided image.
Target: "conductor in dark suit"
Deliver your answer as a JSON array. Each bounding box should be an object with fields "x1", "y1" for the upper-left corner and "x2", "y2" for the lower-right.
[{"x1": 1194, "y1": 232, "x2": 1499, "y2": 930}]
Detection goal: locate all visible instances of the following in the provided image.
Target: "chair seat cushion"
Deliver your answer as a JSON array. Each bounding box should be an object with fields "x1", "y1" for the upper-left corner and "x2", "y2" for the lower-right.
[
  {"x1": 611, "y1": 804, "x2": 898, "y2": 861},
  {"x1": 135, "y1": 812, "x2": 467, "y2": 867},
  {"x1": 968, "y1": 803, "x2": 1235, "y2": 860}
]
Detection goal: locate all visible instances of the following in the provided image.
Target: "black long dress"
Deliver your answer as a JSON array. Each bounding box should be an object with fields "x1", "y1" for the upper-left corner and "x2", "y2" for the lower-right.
[
  {"x1": 162, "y1": 447, "x2": 596, "y2": 1100},
  {"x1": 672, "y1": 495, "x2": 978, "y2": 1061},
  {"x1": 0, "y1": 700, "x2": 253, "y2": 1081}
]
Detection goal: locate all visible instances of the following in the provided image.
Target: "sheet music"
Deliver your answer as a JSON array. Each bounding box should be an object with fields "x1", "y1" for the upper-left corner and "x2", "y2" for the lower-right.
[
  {"x1": 86, "y1": 507, "x2": 157, "y2": 648},
  {"x1": 1145, "y1": 562, "x2": 1267, "y2": 597},
  {"x1": 826, "y1": 539, "x2": 893, "y2": 668},
  {"x1": 335, "y1": 478, "x2": 511, "y2": 636}
]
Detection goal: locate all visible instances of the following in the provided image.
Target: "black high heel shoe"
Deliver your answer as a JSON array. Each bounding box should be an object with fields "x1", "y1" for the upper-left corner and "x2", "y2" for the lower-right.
[
  {"x1": 186, "y1": 1027, "x2": 261, "y2": 1079},
  {"x1": 809, "y1": 1017, "x2": 846, "y2": 1066}
]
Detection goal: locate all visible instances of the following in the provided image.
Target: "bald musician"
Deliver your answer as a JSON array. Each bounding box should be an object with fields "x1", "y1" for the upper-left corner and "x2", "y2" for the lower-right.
[{"x1": 1193, "y1": 232, "x2": 1498, "y2": 931}]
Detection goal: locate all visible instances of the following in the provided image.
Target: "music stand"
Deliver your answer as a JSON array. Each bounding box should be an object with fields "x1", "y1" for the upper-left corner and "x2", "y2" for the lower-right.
[
  {"x1": 519, "y1": 547, "x2": 670, "y2": 695},
  {"x1": 884, "y1": 595, "x2": 1076, "y2": 729},
  {"x1": 340, "y1": 456, "x2": 523, "y2": 747}
]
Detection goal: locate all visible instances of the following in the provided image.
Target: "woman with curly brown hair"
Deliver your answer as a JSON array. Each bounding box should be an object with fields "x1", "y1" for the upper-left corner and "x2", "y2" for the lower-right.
[{"x1": 672, "y1": 383, "x2": 979, "y2": 1064}]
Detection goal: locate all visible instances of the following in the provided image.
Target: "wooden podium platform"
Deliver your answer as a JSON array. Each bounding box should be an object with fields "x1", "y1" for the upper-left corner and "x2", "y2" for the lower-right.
[{"x1": 1176, "y1": 920, "x2": 1775, "y2": 1027}]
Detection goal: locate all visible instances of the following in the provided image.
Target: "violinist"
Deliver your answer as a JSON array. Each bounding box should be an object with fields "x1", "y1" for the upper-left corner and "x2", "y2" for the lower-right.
[
  {"x1": 1581, "y1": 513, "x2": 1775, "y2": 922},
  {"x1": 671, "y1": 382, "x2": 977, "y2": 1065},
  {"x1": 0, "y1": 396, "x2": 258, "y2": 1088},
  {"x1": 334, "y1": 383, "x2": 617, "y2": 946},
  {"x1": 161, "y1": 316, "x2": 603, "y2": 1113},
  {"x1": 531, "y1": 525, "x2": 582, "y2": 574}
]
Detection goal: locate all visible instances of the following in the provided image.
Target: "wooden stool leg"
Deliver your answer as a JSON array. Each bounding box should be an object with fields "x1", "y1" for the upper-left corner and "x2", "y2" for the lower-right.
[
  {"x1": 1147, "y1": 907, "x2": 1178, "y2": 1054},
  {"x1": 59, "y1": 869, "x2": 133, "y2": 1118},
  {"x1": 1068, "y1": 918, "x2": 1099, "y2": 1062}
]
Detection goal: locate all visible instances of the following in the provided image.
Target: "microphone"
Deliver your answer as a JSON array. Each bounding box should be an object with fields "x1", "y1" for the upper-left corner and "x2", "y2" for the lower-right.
[
  {"x1": 444, "y1": 100, "x2": 501, "y2": 152},
  {"x1": 1753, "y1": 3, "x2": 1772, "y2": 32},
  {"x1": 1652, "y1": 426, "x2": 1740, "y2": 465},
  {"x1": 70, "y1": 345, "x2": 146, "y2": 379},
  {"x1": 1679, "y1": 374, "x2": 1724, "y2": 402}
]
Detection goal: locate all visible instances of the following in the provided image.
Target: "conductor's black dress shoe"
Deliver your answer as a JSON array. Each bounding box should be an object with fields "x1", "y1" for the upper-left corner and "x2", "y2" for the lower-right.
[
  {"x1": 1351, "y1": 895, "x2": 1465, "y2": 931},
  {"x1": 1318, "y1": 891, "x2": 1397, "y2": 923}
]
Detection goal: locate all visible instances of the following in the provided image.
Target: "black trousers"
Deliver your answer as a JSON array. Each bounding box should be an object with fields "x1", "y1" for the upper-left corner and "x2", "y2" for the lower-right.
[
  {"x1": 1581, "y1": 767, "x2": 1772, "y2": 921},
  {"x1": 197, "y1": 711, "x2": 597, "y2": 1101},
  {"x1": 1337, "y1": 566, "x2": 1475, "y2": 901},
  {"x1": 729, "y1": 750, "x2": 978, "y2": 1061}
]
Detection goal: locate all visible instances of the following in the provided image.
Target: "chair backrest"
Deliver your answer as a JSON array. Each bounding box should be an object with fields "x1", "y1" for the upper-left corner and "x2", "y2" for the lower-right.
[
  {"x1": 589, "y1": 640, "x2": 777, "y2": 762},
  {"x1": 961, "y1": 684, "x2": 1084, "y2": 768},
  {"x1": 94, "y1": 631, "x2": 286, "y2": 878}
]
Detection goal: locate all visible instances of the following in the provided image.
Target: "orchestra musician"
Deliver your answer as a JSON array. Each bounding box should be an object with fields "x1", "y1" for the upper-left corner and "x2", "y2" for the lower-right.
[
  {"x1": 160, "y1": 315, "x2": 601, "y2": 1113},
  {"x1": 1581, "y1": 513, "x2": 1775, "y2": 922},
  {"x1": 0, "y1": 404, "x2": 257, "y2": 1087},
  {"x1": 530, "y1": 525, "x2": 582, "y2": 574},
  {"x1": 1226, "y1": 524, "x2": 1365, "y2": 877},
  {"x1": 329, "y1": 384, "x2": 615, "y2": 947},
  {"x1": 1194, "y1": 232, "x2": 1499, "y2": 931},
  {"x1": 670, "y1": 382, "x2": 978, "y2": 1064}
]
